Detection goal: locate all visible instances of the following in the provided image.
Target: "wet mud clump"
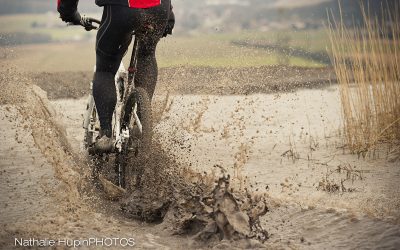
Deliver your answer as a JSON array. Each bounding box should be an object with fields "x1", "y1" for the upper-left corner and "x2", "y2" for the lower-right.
[
  {"x1": 168, "y1": 174, "x2": 269, "y2": 242},
  {"x1": 120, "y1": 144, "x2": 269, "y2": 245}
]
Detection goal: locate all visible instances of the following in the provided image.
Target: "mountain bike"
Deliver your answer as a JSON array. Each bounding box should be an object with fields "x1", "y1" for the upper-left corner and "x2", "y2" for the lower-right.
[{"x1": 76, "y1": 17, "x2": 153, "y2": 189}]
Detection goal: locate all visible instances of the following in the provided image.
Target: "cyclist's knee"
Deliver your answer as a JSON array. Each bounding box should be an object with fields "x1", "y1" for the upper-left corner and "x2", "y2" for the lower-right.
[
  {"x1": 93, "y1": 71, "x2": 115, "y2": 87},
  {"x1": 139, "y1": 43, "x2": 156, "y2": 56},
  {"x1": 96, "y1": 53, "x2": 122, "y2": 75}
]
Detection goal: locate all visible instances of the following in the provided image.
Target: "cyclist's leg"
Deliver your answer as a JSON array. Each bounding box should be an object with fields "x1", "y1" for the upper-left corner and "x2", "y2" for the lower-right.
[
  {"x1": 93, "y1": 2, "x2": 170, "y2": 135},
  {"x1": 135, "y1": 0, "x2": 171, "y2": 100},
  {"x1": 93, "y1": 5, "x2": 138, "y2": 136},
  {"x1": 134, "y1": 36, "x2": 159, "y2": 100}
]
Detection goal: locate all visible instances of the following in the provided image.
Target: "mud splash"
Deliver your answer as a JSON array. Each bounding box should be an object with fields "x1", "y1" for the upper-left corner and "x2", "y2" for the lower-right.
[
  {"x1": 1, "y1": 66, "x2": 91, "y2": 219},
  {"x1": 120, "y1": 156, "x2": 269, "y2": 243},
  {"x1": 4, "y1": 59, "x2": 399, "y2": 248},
  {"x1": 94, "y1": 134, "x2": 270, "y2": 246},
  {"x1": 0, "y1": 65, "x2": 270, "y2": 248}
]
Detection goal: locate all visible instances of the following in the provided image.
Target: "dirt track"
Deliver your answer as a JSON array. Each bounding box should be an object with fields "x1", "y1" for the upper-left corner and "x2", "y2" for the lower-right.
[
  {"x1": 1, "y1": 65, "x2": 400, "y2": 249},
  {"x1": 31, "y1": 66, "x2": 336, "y2": 99}
]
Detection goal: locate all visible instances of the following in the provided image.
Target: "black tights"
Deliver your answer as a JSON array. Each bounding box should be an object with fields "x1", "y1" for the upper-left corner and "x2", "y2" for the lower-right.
[{"x1": 93, "y1": 2, "x2": 170, "y2": 133}]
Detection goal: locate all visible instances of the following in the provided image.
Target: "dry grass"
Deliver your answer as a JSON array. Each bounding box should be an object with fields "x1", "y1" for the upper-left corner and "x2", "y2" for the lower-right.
[{"x1": 328, "y1": 2, "x2": 400, "y2": 156}]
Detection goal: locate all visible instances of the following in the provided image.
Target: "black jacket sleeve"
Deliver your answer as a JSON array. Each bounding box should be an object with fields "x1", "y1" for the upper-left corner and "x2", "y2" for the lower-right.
[{"x1": 57, "y1": 0, "x2": 79, "y2": 17}]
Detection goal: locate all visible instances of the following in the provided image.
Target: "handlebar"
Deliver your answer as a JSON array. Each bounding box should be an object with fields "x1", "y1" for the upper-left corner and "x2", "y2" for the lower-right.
[{"x1": 68, "y1": 16, "x2": 101, "y2": 31}]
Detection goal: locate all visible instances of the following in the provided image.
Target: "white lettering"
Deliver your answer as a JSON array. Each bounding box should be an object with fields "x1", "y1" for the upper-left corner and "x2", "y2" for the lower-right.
[
  {"x1": 58, "y1": 239, "x2": 66, "y2": 245},
  {"x1": 95, "y1": 238, "x2": 104, "y2": 246},
  {"x1": 14, "y1": 238, "x2": 23, "y2": 246},
  {"x1": 104, "y1": 238, "x2": 113, "y2": 247},
  {"x1": 89, "y1": 238, "x2": 96, "y2": 245},
  {"x1": 73, "y1": 239, "x2": 81, "y2": 248},
  {"x1": 14, "y1": 237, "x2": 136, "y2": 247},
  {"x1": 48, "y1": 239, "x2": 55, "y2": 246},
  {"x1": 127, "y1": 238, "x2": 136, "y2": 247}
]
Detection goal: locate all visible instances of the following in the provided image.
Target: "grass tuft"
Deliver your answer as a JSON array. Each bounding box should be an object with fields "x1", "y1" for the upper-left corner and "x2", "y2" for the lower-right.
[{"x1": 328, "y1": 1, "x2": 400, "y2": 156}]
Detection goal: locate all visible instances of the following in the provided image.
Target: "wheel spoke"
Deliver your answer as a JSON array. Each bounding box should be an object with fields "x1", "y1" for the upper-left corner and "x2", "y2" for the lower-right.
[{"x1": 132, "y1": 103, "x2": 143, "y2": 134}]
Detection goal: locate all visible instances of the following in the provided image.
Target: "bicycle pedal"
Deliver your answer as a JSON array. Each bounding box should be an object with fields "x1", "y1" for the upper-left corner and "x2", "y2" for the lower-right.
[{"x1": 88, "y1": 146, "x2": 97, "y2": 155}]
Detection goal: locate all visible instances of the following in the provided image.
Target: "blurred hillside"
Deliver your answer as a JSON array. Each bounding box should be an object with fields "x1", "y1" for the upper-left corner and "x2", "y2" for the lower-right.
[
  {"x1": 0, "y1": 0, "x2": 397, "y2": 69},
  {"x1": 0, "y1": 1, "x2": 98, "y2": 15},
  {"x1": 174, "y1": 0, "x2": 399, "y2": 33},
  {"x1": 0, "y1": 0, "x2": 398, "y2": 33}
]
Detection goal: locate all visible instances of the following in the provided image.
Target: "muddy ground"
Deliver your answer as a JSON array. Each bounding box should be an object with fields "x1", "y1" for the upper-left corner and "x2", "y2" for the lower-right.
[{"x1": 1, "y1": 64, "x2": 400, "y2": 249}]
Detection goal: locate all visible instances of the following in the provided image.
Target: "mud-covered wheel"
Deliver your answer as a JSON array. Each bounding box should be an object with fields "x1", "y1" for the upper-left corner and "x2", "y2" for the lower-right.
[
  {"x1": 84, "y1": 129, "x2": 93, "y2": 150},
  {"x1": 84, "y1": 105, "x2": 98, "y2": 151},
  {"x1": 115, "y1": 152, "x2": 127, "y2": 188},
  {"x1": 84, "y1": 104, "x2": 102, "y2": 183},
  {"x1": 122, "y1": 87, "x2": 153, "y2": 188}
]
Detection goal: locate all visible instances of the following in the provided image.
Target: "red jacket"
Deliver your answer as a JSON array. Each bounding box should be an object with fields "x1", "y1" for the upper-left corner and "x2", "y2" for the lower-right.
[
  {"x1": 127, "y1": 0, "x2": 161, "y2": 8},
  {"x1": 58, "y1": 0, "x2": 161, "y2": 11}
]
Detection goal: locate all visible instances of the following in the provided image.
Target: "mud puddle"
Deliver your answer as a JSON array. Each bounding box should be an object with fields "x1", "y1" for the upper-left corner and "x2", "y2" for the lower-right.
[
  {"x1": 1, "y1": 68, "x2": 269, "y2": 249},
  {"x1": 1, "y1": 64, "x2": 400, "y2": 249},
  {"x1": 51, "y1": 99, "x2": 269, "y2": 248},
  {"x1": 0, "y1": 70, "x2": 183, "y2": 249},
  {"x1": 149, "y1": 87, "x2": 400, "y2": 248},
  {"x1": 51, "y1": 85, "x2": 400, "y2": 249}
]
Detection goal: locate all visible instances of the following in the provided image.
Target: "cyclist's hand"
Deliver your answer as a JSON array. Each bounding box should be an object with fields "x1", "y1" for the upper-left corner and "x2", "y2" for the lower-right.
[
  {"x1": 60, "y1": 10, "x2": 81, "y2": 25},
  {"x1": 80, "y1": 16, "x2": 99, "y2": 31},
  {"x1": 163, "y1": 8, "x2": 175, "y2": 37}
]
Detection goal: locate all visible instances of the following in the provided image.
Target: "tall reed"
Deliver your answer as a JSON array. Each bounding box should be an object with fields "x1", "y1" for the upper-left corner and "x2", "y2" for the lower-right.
[{"x1": 327, "y1": 2, "x2": 400, "y2": 155}]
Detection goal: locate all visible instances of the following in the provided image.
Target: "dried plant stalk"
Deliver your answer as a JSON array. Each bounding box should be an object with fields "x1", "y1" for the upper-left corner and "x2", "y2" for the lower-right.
[{"x1": 328, "y1": 2, "x2": 400, "y2": 155}]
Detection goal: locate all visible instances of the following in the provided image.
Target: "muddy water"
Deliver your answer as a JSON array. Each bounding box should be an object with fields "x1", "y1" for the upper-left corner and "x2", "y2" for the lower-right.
[
  {"x1": 0, "y1": 106, "x2": 58, "y2": 224},
  {"x1": 48, "y1": 85, "x2": 400, "y2": 249},
  {"x1": 1, "y1": 67, "x2": 399, "y2": 249},
  {"x1": 153, "y1": 87, "x2": 400, "y2": 249},
  {"x1": 0, "y1": 75, "x2": 184, "y2": 249},
  {"x1": 150, "y1": 88, "x2": 400, "y2": 249}
]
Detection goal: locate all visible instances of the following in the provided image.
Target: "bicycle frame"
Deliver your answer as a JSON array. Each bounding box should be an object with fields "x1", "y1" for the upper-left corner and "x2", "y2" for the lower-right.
[{"x1": 83, "y1": 35, "x2": 141, "y2": 153}]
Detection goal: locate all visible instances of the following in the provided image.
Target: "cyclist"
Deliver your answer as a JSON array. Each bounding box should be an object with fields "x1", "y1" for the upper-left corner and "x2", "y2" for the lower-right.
[{"x1": 57, "y1": 0, "x2": 174, "y2": 152}]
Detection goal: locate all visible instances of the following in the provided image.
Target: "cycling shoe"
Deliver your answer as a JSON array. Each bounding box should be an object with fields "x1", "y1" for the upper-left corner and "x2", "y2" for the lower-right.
[{"x1": 95, "y1": 135, "x2": 114, "y2": 153}]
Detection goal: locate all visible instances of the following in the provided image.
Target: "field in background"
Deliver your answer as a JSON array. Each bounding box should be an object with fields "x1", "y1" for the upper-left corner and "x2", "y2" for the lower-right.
[
  {"x1": 2, "y1": 35, "x2": 327, "y2": 72},
  {"x1": 0, "y1": 13, "x2": 99, "y2": 41},
  {"x1": 1, "y1": 13, "x2": 330, "y2": 69},
  {"x1": 157, "y1": 32, "x2": 328, "y2": 68}
]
